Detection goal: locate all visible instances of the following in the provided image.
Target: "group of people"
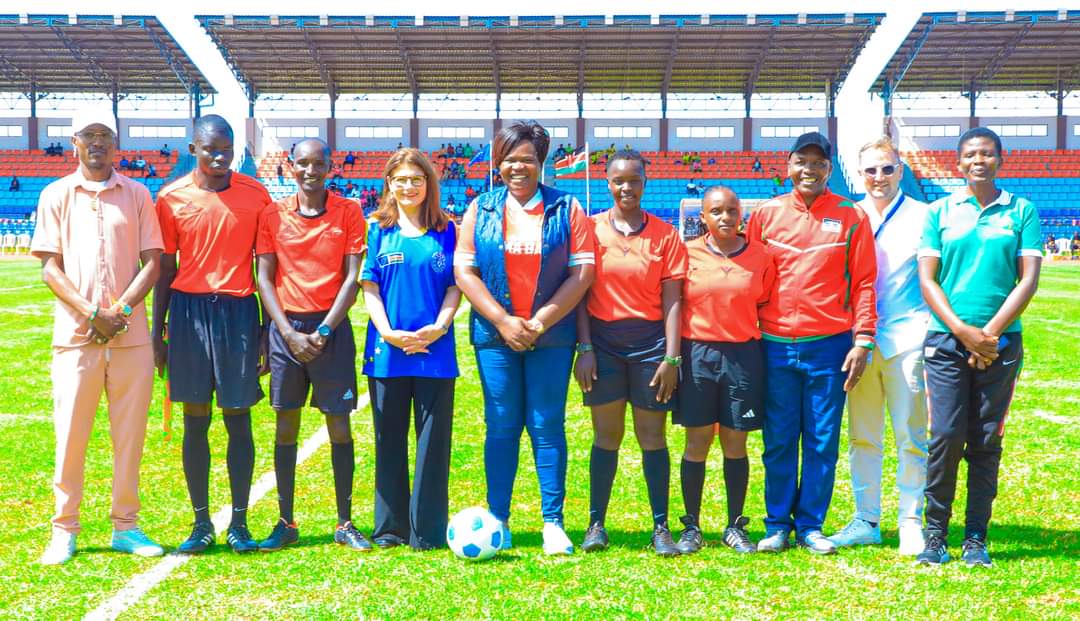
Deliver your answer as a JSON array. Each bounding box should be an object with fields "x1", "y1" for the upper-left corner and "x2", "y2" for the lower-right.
[
  {"x1": 1044, "y1": 232, "x2": 1080, "y2": 257},
  {"x1": 119, "y1": 153, "x2": 156, "y2": 177},
  {"x1": 438, "y1": 143, "x2": 477, "y2": 160},
  {"x1": 33, "y1": 113, "x2": 1040, "y2": 571},
  {"x1": 43, "y1": 142, "x2": 65, "y2": 156}
]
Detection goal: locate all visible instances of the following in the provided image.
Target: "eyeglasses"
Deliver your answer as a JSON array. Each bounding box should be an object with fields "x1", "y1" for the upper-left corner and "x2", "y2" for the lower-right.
[
  {"x1": 862, "y1": 165, "x2": 898, "y2": 177},
  {"x1": 76, "y1": 131, "x2": 115, "y2": 144},
  {"x1": 390, "y1": 175, "x2": 427, "y2": 187}
]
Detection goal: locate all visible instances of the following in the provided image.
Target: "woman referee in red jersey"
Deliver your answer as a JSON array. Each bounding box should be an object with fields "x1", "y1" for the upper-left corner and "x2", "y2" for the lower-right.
[
  {"x1": 575, "y1": 149, "x2": 688, "y2": 556},
  {"x1": 675, "y1": 186, "x2": 775, "y2": 554}
]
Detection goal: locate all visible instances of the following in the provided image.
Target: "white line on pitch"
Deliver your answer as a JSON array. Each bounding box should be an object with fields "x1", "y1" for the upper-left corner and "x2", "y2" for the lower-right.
[{"x1": 84, "y1": 306, "x2": 469, "y2": 621}]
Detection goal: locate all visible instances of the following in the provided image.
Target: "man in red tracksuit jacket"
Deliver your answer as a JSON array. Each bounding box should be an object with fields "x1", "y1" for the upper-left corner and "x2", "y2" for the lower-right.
[{"x1": 746, "y1": 132, "x2": 878, "y2": 555}]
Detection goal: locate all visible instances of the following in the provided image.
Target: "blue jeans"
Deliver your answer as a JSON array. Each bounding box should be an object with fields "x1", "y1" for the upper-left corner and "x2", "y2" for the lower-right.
[
  {"x1": 761, "y1": 333, "x2": 851, "y2": 538},
  {"x1": 474, "y1": 345, "x2": 574, "y2": 524}
]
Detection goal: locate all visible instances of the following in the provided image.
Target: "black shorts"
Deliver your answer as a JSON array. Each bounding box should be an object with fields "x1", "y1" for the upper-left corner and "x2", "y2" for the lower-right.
[
  {"x1": 675, "y1": 339, "x2": 764, "y2": 430},
  {"x1": 269, "y1": 312, "x2": 358, "y2": 415},
  {"x1": 167, "y1": 291, "x2": 264, "y2": 409},
  {"x1": 582, "y1": 318, "x2": 675, "y2": 412}
]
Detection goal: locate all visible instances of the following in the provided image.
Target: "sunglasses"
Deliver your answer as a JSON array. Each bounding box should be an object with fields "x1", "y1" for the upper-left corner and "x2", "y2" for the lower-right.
[{"x1": 862, "y1": 165, "x2": 898, "y2": 176}]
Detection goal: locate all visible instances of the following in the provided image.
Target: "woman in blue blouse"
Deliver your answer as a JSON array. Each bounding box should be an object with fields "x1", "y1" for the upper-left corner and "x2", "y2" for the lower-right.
[{"x1": 362, "y1": 148, "x2": 461, "y2": 550}]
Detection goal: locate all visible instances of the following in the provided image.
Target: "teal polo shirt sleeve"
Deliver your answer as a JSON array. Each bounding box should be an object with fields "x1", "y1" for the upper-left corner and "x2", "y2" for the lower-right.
[{"x1": 1017, "y1": 197, "x2": 1044, "y2": 257}]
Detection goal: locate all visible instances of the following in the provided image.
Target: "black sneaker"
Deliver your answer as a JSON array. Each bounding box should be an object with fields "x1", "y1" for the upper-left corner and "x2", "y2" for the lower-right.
[
  {"x1": 335, "y1": 521, "x2": 373, "y2": 552},
  {"x1": 259, "y1": 518, "x2": 299, "y2": 552},
  {"x1": 961, "y1": 535, "x2": 992, "y2": 567},
  {"x1": 177, "y1": 520, "x2": 215, "y2": 554},
  {"x1": 675, "y1": 515, "x2": 704, "y2": 555},
  {"x1": 373, "y1": 533, "x2": 406, "y2": 549},
  {"x1": 651, "y1": 523, "x2": 681, "y2": 557},
  {"x1": 226, "y1": 524, "x2": 259, "y2": 553},
  {"x1": 581, "y1": 522, "x2": 609, "y2": 553},
  {"x1": 916, "y1": 533, "x2": 950, "y2": 565},
  {"x1": 722, "y1": 516, "x2": 756, "y2": 554}
]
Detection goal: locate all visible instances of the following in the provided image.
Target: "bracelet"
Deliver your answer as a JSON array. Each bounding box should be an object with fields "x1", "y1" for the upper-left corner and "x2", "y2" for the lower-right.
[
  {"x1": 663, "y1": 355, "x2": 683, "y2": 366},
  {"x1": 88, "y1": 305, "x2": 99, "y2": 322},
  {"x1": 855, "y1": 340, "x2": 875, "y2": 351},
  {"x1": 575, "y1": 343, "x2": 594, "y2": 354}
]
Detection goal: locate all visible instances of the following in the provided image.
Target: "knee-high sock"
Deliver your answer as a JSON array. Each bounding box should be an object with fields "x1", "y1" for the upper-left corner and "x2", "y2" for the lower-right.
[
  {"x1": 723, "y1": 456, "x2": 749, "y2": 528},
  {"x1": 588, "y1": 446, "x2": 619, "y2": 525},
  {"x1": 642, "y1": 448, "x2": 671, "y2": 527},
  {"x1": 331, "y1": 442, "x2": 355, "y2": 525},
  {"x1": 275, "y1": 443, "x2": 298, "y2": 523},
  {"x1": 183, "y1": 415, "x2": 212, "y2": 523},
  {"x1": 223, "y1": 413, "x2": 255, "y2": 528},
  {"x1": 680, "y1": 458, "x2": 707, "y2": 526}
]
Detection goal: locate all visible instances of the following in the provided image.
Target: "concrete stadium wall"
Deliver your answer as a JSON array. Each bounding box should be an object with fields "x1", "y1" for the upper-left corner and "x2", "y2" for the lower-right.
[
  {"x1": 256, "y1": 118, "x2": 328, "y2": 155},
  {"x1": 0, "y1": 118, "x2": 29, "y2": 150},
  {"x1": 1067, "y1": 117, "x2": 1080, "y2": 150},
  {"x1": 335, "y1": 119, "x2": 410, "y2": 152},
  {"x1": 37, "y1": 118, "x2": 74, "y2": 153},
  {"x1": 417, "y1": 119, "x2": 493, "y2": 153},
  {"x1": 751, "y1": 117, "x2": 828, "y2": 151},
  {"x1": 979, "y1": 116, "x2": 1058, "y2": 151},
  {"x1": 500, "y1": 118, "x2": 579, "y2": 153},
  {"x1": 117, "y1": 118, "x2": 191, "y2": 154},
  {"x1": 583, "y1": 118, "x2": 660, "y2": 151},
  {"x1": 667, "y1": 119, "x2": 743, "y2": 152}
]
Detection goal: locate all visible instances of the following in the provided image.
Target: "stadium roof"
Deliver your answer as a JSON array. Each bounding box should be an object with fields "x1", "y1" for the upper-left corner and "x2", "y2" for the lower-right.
[
  {"x1": 0, "y1": 14, "x2": 214, "y2": 95},
  {"x1": 875, "y1": 10, "x2": 1080, "y2": 96},
  {"x1": 197, "y1": 14, "x2": 882, "y2": 99}
]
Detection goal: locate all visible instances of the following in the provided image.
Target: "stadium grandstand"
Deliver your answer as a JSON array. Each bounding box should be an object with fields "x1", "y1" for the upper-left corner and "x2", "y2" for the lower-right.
[{"x1": 0, "y1": 10, "x2": 1078, "y2": 249}]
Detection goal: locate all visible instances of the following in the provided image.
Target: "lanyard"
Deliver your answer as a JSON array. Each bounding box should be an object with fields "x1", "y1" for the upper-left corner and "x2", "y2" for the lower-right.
[{"x1": 873, "y1": 194, "x2": 905, "y2": 240}]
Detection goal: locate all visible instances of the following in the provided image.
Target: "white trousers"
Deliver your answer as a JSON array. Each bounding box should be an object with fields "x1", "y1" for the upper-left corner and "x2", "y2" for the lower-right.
[{"x1": 846, "y1": 347, "x2": 928, "y2": 526}]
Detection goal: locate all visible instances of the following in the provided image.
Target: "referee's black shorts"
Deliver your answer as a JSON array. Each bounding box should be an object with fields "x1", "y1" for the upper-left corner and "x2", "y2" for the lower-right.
[
  {"x1": 269, "y1": 312, "x2": 357, "y2": 415},
  {"x1": 675, "y1": 338, "x2": 764, "y2": 431},
  {"x1": 166, "y1": 290, "x2": 263, "y2": 409}
]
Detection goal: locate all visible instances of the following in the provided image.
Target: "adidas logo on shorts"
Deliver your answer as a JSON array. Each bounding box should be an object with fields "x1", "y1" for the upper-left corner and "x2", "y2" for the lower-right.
[
  {"x1": 343, "y1": 389, "x2": 354, "y2": 400},
  {"x1": 742, "y1": 409, "x2": 755, "y2": 419}
]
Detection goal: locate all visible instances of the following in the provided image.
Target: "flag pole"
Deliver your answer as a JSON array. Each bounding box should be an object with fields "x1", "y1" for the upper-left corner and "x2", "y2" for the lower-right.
[{"x1": 585, "y1": 142, "x2": 591, "y2": 215}]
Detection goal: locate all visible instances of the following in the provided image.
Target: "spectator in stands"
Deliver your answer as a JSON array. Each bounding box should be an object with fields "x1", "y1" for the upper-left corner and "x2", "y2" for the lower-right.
[
  {"x1": 455, "y1": 143, "x2": 465, "y2": 158},
  {"x1": 465, "y1": 185, "x2": 477, "y2": 202},
  {"x1": 691, "y1": 159, "x2": 703, "y2": 173},
  {"x1": 344, "y1": 152, "x2": 356, "y2": 168},
  {"x1": 685, "y1": 179, "x2": 700, "y2": 197},
  {"x1": 133, "y1": 155, "x2": 147, "y2": 171},
  {"x1": 153, "y1": 114, "x2": 272, "y2": 556},
  {"x1": 752, "y1": 157, "x2": 763, "y2": 172},
  {"x1": 331, "y1": 164, "x2": 344, "y2": 181},
  {"x1": 119, "y1": 155, "x2": 130, "y2": 170},
  {"x1": 446, "y1": 144, "x2": 456, "y2": 159},
  {"x1": 33, "y1": 108, "x2": 165, "y2": 565},
  {"x1": 682, "y1": 153, "x2": 692, "y2": 166},
  {"x1": 1045, "y1": 234, "x2": 1057, "y2": 256},
  {"x1": 446, "y1": 196, "x2": 456, "y2": 211},
  {"x1": 828, "y1": 136, "x2": 929, "y2": 557},
  {"x1": 454, "y1": 120, "x2": 595, "y2": 555},
  {"x1": 276, "y1": 163, "x2": 284, "y2": 178},
  {"x1": 915, "y1": 127, "x2": 1042, "y2": 567},
  {"x1": 437, "y1": 144, "x2": 447, "y2": 159},
  {"x1": 160, "y1": 144, "x2": 171, "y2": 158},
  {"x1": 344, "y1": 181, "x2": 356, "y2": 198},
  {"x1": 145, "y1": 164, "x2": 156, "y2": 178},
  {"x1": 463, "y1": 144, "x2": 474, "y2": 159},
  {"x1": 290, "y1": 143, "x2": 296, "y2": 158},
  {"x1": 1072, "y1": 233, "x2": 1080, "y2": 258},
  {"x1": 254, "y1": 137, "x2": 369, "y2": 553},
  {"x1": 553, "y1": 145, "x2": 566, "y2": 160},
  {"x1": 9, "y1": 176, "x2": 18, "y2": 191},
  {"x1": 770, "y1": 168, "x2": 784, "y2": 195},
  {"x1": 748, "y1": 131, "x2": 876, "y2": 556}
]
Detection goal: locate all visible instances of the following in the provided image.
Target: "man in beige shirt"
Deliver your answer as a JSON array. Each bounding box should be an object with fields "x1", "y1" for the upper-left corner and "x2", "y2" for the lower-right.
[{"x1": 32, "y1": 109, "x2": 165, "y2": 565}]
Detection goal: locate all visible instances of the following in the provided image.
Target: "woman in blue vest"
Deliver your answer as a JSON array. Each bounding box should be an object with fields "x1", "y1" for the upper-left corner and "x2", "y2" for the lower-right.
[{"x1": 454, "y1": 121, "x2": 596, "y2": 555}]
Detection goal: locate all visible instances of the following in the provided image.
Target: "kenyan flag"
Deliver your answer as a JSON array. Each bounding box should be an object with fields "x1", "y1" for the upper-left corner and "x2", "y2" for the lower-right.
[{"x1": 554, "y1": 150, "x2": 587, "y2": 176}]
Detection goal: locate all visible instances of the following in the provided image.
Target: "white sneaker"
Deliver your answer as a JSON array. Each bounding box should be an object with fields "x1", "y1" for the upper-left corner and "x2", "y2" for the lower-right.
[
  {"x1": 827, "y1": 518, "x2": 882, "y2": 547},
  {"x1": 542, "y1": 522, "x2": 574, "y2": 555},
  {"x1": 39, "y1": 531, "x2": 76, "y2": 565},
  {"x1": 899, "y1": 523, "x2": 926, "y2": 556}
]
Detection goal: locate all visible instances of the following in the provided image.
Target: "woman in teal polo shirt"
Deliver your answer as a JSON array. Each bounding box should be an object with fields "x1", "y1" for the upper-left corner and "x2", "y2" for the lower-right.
[{"x1": 916, "y1": 127, "x2": 1042, "y2": 567}]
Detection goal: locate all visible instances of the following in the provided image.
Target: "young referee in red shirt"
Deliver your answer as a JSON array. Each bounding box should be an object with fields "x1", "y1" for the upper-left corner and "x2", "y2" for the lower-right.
[
  {"x1": 574, "y1": 150, "x2": 688, "y2": 556},
  {"x1": 676, "y1": 186, "x2": 775, "y2": 554},
  {"x1": 254, "y1": 138, "x2": 370, "y2": 551},
  {"x1": 153, "y1": 115, "x2": 273, "y2": 553}
]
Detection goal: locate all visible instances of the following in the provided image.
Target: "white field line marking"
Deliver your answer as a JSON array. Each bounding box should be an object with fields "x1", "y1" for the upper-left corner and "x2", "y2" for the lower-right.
[
  {"x1": 84, "y1": 305, "x2": 470, "y2": 621},
  {"x1": 0, "y1": 283, "x2": 39, "y2": 293}
]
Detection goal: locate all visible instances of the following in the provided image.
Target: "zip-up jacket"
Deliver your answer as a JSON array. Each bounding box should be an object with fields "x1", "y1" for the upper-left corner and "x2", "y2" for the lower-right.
[{"x1": 746, "y1": 188, "x2": 877, "y2": 340}]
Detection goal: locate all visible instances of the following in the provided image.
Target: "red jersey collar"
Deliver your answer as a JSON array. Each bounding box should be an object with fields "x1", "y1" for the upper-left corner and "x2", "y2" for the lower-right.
[{"x1": 790, "y1": 187, "x2": 834, "y2": 212}]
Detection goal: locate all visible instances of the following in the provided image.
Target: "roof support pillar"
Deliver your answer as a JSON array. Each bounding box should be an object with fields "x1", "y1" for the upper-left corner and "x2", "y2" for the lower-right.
[
  {"x1": 192, "y1": 82, "x2": 202, "y2": 119},
  {"x1": 27, "y1": 83, "x2": 38, "y2": 150},
  {"x1": 1055, "y1": 82, "x2": 1067, "y2": 150},
  {"x1": 410, "y1": 92, "x2": 419, "y2": 149},
  {"x1": 743, "y1": 94, "x2": 752, "y2": 152},
  {"x1": 112, "y1": 85, "x2": 121, "y2": 149},
  {"x1": 968, "y1": 85, "x2": 978, "y2": 133}
]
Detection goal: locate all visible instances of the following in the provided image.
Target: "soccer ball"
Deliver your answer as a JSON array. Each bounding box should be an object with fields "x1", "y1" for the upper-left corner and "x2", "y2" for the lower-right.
[{"x1": 446, "y1": 506, "x2": 503, "y2": 561}]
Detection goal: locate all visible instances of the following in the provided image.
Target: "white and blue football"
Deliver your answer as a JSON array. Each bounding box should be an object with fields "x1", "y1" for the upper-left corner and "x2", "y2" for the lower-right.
[{"x1": 446, "y1": 506, "x2": 502, "y2": 561}]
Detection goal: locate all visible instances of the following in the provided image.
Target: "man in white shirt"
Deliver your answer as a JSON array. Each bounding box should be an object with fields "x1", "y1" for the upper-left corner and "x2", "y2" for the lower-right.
[{"x1": 829, "y1": 137, "x2": 929, "y2": 555}]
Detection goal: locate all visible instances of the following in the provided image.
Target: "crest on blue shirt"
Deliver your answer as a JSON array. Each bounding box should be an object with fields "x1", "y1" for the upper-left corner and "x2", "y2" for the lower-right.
[{"x1": 431, "y1": 251, "x2": 448, "y2": 274}]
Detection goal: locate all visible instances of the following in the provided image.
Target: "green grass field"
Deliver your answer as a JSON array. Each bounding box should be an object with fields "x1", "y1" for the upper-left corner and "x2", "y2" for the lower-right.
[{"x1": 0, "y1": 259, "x2": 1077, "y2": 620}]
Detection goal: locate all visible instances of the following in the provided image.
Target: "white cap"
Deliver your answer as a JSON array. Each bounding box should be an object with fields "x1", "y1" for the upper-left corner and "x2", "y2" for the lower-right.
[{"x1": 70, "y1": 107, "x2": 118, "y2": 137}]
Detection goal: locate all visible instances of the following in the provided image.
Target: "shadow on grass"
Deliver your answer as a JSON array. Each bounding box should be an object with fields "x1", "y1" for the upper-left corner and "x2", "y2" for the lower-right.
[{"x1": 975, "y1": 523, "x2": 1080, "y2": 561}]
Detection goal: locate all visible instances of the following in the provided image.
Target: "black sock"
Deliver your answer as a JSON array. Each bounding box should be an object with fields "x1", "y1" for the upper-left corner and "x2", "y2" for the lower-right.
[
  {"x1": 223, "y1": 413, "x2": 255, "y2": 528},
  {"x1": 275, "y1": 443, "x2": 298, "y2": 524},
  {"x1": 182, "y1": 415, "x2": 212, "y2": 523},
  {"x1": 588, "y1": 446, "x2": 619, "y2": 526},
  {"x1": 680, "y1": 458, "x2": 707, "y2": 526},
  {"x1": 642, "y1": 447, "x2": 670, "y2": 527},
  {"x1": 723, "y1": 456, "x2": 750, "y2": 528},
  {"x1": 331, "y1": 442, "x2": 355, "y2": 525}
]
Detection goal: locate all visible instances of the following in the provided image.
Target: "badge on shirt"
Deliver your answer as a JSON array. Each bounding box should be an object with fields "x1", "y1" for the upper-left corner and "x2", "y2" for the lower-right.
[
  {"x1": 431, "y1": 251, "x2": 448, "y2": 274},
  {"x1": 377, "y1": 251, "x2": 405, "y2": 268},
  {"x1": 822, "y1": 218, "x2": 842, "y2": 233}
]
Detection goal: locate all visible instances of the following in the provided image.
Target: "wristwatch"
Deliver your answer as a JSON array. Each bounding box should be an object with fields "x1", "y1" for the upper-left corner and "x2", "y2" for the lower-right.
[
  {"x1": 663, "y1": 355, "x2": 683, "y2": 366},
  {"x1": 576, "y1": 343, "x2": 594, "y2": 354},
  {"x1": 317, "y1": 324, "x2": 332, "y2": 338}
]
